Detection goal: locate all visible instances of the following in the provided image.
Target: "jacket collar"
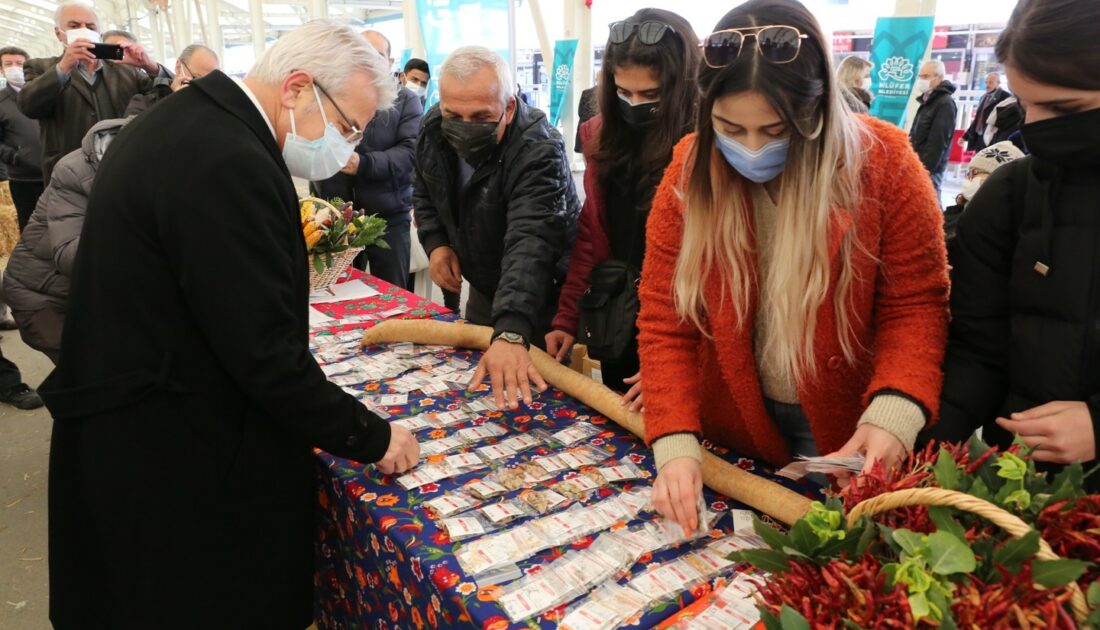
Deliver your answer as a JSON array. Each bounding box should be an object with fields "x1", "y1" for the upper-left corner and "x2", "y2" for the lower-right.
[{"x1": 190, "y1": 70, "x2": 287, "y2": 178}]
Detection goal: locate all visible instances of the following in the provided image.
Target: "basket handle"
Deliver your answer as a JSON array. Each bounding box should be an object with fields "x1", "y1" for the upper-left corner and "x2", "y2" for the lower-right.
[{"x1": 847, "y1": 487, "x2": 1088, "y2": 622}]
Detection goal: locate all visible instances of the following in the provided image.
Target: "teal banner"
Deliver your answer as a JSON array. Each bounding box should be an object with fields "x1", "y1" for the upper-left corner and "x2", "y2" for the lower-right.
[
  {"x1": 415, "y1": 0, "x2": 511, "y2": 110},
  {"x1": 549, "y1": 39, "x2": 578, "y2": 126},
  {"x1": 868, "y1": 16, "x2": 935, "y2": 127}
]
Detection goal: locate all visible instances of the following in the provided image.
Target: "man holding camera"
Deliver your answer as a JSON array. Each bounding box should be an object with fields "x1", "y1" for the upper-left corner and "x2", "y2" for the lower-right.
[{"x1": 18, "y1": 1, "x2": 170, "y2": 184}]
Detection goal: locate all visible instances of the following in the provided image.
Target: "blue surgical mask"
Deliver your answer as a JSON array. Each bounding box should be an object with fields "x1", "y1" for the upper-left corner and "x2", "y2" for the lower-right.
[
  {"x1": 282, "y1": 85, "x2": 356, "y2": 181},
  {"x1": 713, "y1": 128, "x2": 790, "y2": 183}
]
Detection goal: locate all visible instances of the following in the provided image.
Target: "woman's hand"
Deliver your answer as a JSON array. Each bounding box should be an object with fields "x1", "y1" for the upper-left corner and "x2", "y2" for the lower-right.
[
  {"x1": 544, "y1": 330, "x2": 575, "y2": 362},
  {"x1": 652, "y1": 457, "x2": 703, "y2": 535},
  {"x1": 621, "y1": 371, "x2": 643, "y2": 412},
  {"x1": 996, "y1": 401, "x2": 1097, "y2": 464},
  {"x1": 829, "y1": 424, "x2": 907, "y2": 482}
]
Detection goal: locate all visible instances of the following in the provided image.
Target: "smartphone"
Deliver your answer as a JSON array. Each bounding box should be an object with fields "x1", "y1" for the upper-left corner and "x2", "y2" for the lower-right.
[{"x1": 91, "y1": 43, "x2": 124, "y2": 60}]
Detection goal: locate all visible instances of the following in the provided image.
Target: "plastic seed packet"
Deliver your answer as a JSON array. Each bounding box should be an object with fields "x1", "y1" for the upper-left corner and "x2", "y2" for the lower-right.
[
  {"x1": 425, "y1": 410, "x2": 472, "y2": 428},
  {"x1": 529, "y1": 454, "x2": 569, "y2": 475},
  {"x1": 560, "y1": 584, "x2": 650, "y2": 630},
  {"x1": 519, "y1": 488, "x2": 570, "y2": 514},
  {"x1": 596, "y1": 460, "x2": 646, "y2": 483},
  {"x1": 550, "y1": 422, "x2": 600, "y2": 447},
  {"x1": 473, "y1": 563, "x2": 523, "y2": 589},
  {"x1": 466, "y1": 478, "x2": 509, "y2": 500},
  {"x1": 464, "y1": 396, "x2": 500, "y2": 414},
  {"x1": 420, "y1": 435, "x2": 469, "y2": 456},
  {"x1": 440, "y1": 515, "x2": 494, "y2": 541},
  {"x1": 478, "y1": 499, "x2": 534, "y2": 525},
  {"x1": 557, "y1": 444, "x2": 613, "y2": 469},
  {"x1": 627, "y1": 558, "x2": 704, "y2": 606},
  {"x1": 391, "y1": 414, "x2": 434, "y2": 433},
  {"x1": 519, "y1": 461, "x2": 556, "y2": 483},
  {"x1": 457, "y1": 423, "x2": 508, "y2": 442},
  {"x1": 444, "y1": 452, "x2": 489, "y2": 472},
  {"x1": 424, "y1": 492, "x2": 480, "y2": 519},
  {"x1": 499, "y1": 430, "x2": 549, "y2": 454},
  {"x1": 476, "y1": 442, "x2": 518, "y2": 463},
  {"x1": 552, "y1": 474, "x2": 603, "y2": 501},
  {"x1": 499, "y1": 568, "x2": 581, "y2": 622},
  {"x1": 396, "y1": 463, "x2": 453, "y2": 490},
  {"x1": 457, "y1": 537, "x2": 518, "y2": 575},
  {"x1": 682, "y1": 547, "x2": 737, "y2": 577}
]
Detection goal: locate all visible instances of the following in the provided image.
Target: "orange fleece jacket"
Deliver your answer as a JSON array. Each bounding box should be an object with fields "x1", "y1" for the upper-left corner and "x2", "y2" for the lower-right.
[{"x1": 638, "y1": 116, "x2": 950, "y2": 466}]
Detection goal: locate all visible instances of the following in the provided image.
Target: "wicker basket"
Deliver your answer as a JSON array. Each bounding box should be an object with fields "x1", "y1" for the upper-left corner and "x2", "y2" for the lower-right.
[
  {"x1": 308, "y1": 247, "x2": 364, "y2": 291},
  {"x1": 847, "y1": 487, "x2": 1089, "y2": 622}
]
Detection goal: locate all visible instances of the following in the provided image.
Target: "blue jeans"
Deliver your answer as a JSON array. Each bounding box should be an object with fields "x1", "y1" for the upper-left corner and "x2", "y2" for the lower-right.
[
  {"x1": 354, "y1": 214, "x2": 411, "y2": 290},
  {"x1": 765, "y1": 399, "x2": 820, "y2": 458}
]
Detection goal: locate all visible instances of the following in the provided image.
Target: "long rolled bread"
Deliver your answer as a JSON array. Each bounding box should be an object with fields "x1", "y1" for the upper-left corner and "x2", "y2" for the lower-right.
[{"x1": 360, "y1": 319, "x2": 813, "y2": 525}]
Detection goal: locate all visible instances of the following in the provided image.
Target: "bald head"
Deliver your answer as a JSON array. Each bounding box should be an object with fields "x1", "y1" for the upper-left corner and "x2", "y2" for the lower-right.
[
  {"x1": 985, "y1": 72, "x2": 1001, "y2": 92},
  {"x1": 362, "y1": 30, "x2": 392, "y2": 63}
]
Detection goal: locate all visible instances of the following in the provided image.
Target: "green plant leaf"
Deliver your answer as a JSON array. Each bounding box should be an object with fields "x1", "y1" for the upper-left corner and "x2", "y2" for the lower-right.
[
  {"x1": 855, "y1": 519, "x2": 878, "y2": 555},
  {"x1": 893, "y1": 529, "x2": 927, "y2": 558},
  {"x1": 995, "y1": 452, "x2": 1028, "y2": 482},
  {"x1": 731, "y1": 549, "x2": 792, "y2": 574},
  {"x1": 927, "y1": 506, "x2": 968, "y2": 543},
  {"x1": 938, "y1": 614, "x2": 958, "y2": 630},
  {"x1": 1088, "y1": 580, "x2": 1100, "y2": 606},
  {"x1": 968, "y1": 477, "x2": 992, "y2": 502},
  {"x1": 313, "y1": 254, "x2": 325, "y2": 274},
  {"x1": 779, "y1": 605, "x2": 812, "y2": 630},
  {"x1": 789, "y1": 520, "x2": 824, "y2": 556},
  {"x1": 753, "y1": 516, "x2": 791, "y2": 551},
  {"x1": 1045, "y1": 464, "x2": 1085, "y2": 507},
  {"x1": 926, "y1": 531, "x2": 977, "y2": 575},
  {"x1": 760, "y1": 609, "x2": 782, "y2": 630},
  {"x1": 1032, "y1": 558, "x2": 1092, "y2": 588},
  {"x1": 993, "y1": 530, "x2": 1040, "y2": 572},
  {"x1": 908, "y1": 591, "x2": 932, "y2": 621},
  {"x1": 933, "y1": 446, "x2": 960, "y2": 490},
  {"x1": 326, "y1": 251, "x2": 334, "y2": 268}
]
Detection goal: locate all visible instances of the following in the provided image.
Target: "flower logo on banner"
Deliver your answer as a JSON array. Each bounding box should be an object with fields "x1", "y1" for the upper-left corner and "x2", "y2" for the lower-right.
[{"x1": 878, "y1": 56, "x2": 915, "y2": 83}]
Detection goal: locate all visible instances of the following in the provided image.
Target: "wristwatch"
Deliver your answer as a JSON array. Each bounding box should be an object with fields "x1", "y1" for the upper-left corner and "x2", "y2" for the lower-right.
[{"x1": 492, "y1": 330, "x2": 530, "y2": 350}]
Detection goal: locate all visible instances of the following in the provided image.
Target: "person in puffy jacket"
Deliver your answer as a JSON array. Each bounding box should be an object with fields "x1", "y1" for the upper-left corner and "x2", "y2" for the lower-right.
[
  {"x1": 924, "y1": 0, "x2": 1100, "y2": 492},
  {"x1": 3, "y1": 117, "x2": 128, "y2": 363}
]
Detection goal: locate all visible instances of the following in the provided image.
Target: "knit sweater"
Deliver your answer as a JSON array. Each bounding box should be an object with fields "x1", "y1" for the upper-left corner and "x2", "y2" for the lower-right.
[{"x1": 640, "y1": 116, "x2": 949, "y2": 470}]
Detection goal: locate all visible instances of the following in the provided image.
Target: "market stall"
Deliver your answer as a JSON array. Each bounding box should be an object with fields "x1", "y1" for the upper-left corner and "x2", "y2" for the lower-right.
[{"x1": 307, "y1": 273, "x2": 822, "y2": 630}]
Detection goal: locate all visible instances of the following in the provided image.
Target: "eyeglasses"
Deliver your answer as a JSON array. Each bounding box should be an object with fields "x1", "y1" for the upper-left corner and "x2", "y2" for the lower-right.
[
  {"x1": 314, "y1": 79, "x2": 364, "y2": 144},
  {"x1": 608, "y1": 20, "x2": 676, "y2": 45},
  {"x1": 700, "y1": 25, "x2": 809, "y2": 68},
  {"x1": 179, "y1": 60, "x2": 196, "y2": 86}
]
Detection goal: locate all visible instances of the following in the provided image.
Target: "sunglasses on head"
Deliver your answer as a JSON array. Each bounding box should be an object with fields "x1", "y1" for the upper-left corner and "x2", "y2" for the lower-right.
[
  {"x1": 608, "y1": 20, "x2": 676, "y2": 46},
  {"x1": 700, "y1": 25, "x2": 809, "y2": 68}
]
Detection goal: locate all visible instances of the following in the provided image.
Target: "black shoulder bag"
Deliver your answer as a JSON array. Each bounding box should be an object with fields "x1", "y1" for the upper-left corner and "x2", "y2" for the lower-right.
[{"x1": 577, "y1": 259, "x2": 640, "y2": 362}]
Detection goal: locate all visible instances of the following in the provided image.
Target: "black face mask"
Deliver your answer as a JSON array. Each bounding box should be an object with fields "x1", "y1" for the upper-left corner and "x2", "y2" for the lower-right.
[
  {"x1": 1021, "y1": 106, "x2": 1100, "y2": 169},
  {"x1": 441, "y1": 113, "x2": 504, "y2": 164},
  {"x1": 617, "y1": 96, "x2": 659, "y2": 129}
]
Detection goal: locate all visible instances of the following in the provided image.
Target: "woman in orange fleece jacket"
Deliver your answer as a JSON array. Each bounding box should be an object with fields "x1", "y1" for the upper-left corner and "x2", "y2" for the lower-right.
[{"x1": 639, "y1": 0, "x2": 949, "y2": 531}]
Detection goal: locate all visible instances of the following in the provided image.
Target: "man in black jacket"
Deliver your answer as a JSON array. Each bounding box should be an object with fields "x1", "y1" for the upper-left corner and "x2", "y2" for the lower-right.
[
  {"x1": 18, "y1": 2, "x2": 171, "y2": 185},
  {"x1": 962, "y1": 71, "x2": 1010, "y2": 152},
  {"x1": 38, "y1": 21, "x2": 417, "y2": 629},
  {"x1": 313, "y1": 30, "x2": 422, "y2": 289},
  {"x1": 909, "y1": 60, "x2": 958, "y2": 196},
  {"x1": 414, "y1": 45, "x2": 579, "y2": 410},
  {"x1": 0, "y1": 46, "x2": 43, "y2": 230}
]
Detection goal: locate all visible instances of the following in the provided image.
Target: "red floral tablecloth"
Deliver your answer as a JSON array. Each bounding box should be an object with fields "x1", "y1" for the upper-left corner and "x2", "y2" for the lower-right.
[{"x1": 311, "y1": 273, "x2": 821, "y2": 629}]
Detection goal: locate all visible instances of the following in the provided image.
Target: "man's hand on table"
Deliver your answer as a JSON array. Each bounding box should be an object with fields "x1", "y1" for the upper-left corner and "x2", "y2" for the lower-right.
[
  {"x1": 376, "y1": 425, "x2": 419, "y2": 475},
  {"x1": 653, "y1": 457, "x2": 702, "y2": 535},
  {"x1": 545, "y1": 330, "x2": 575, "y2": 361},
  {"x1": 468, "y1": 339, "x2": 547, "y2": 410}
]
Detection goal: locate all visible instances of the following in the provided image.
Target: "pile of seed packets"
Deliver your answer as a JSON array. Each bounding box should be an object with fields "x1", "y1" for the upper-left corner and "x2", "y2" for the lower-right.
[{"x1": 663, "y1": 574, "x2": 764, "y2": 630}]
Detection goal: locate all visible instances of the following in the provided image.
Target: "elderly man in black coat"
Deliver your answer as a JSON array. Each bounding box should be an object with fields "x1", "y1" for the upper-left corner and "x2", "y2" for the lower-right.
[
  {"x1": 38, "y1": 21, "x2": 419, "y2": 630},
  {"x1": 414, "y1": 45, "x2": 580, "y2": 412}
]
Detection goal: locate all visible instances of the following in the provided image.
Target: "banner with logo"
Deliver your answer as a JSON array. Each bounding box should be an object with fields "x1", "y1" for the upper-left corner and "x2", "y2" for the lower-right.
[
  {"x1": 868, "y1": 16, "x2": 935, "y2": 127},
  {"x1": 415, "y1": 0, "x2": 511, "y2": 110},
  {"x1": 549, "y1": 39, "x2": 578, "y2": 126}
]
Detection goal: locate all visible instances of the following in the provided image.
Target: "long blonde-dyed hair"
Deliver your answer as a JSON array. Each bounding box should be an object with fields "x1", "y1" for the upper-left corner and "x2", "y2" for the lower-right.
[{"x1": 674, "y1": 0, "x2": 869, "y2": 386}]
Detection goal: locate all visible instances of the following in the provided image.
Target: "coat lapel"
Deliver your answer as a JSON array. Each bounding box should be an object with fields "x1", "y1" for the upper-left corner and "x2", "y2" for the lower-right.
[
  {"x1": 65, "y1": 67, "x2": 96, "y2": 110},
  {"x1": 191, "y1": 71, "x2": 288, "y2": 180}
]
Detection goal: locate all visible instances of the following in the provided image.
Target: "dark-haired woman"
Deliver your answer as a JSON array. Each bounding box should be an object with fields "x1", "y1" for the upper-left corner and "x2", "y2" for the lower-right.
[
  {"x1": 638, "y1": 0, "x2": 949, "y2": 532},
  {"x1": 927, "y1": 0, "x2": 1100, "y2": 491},
  {"x1": 546, "y1": 9, "x2": 700, "y2": 410}
]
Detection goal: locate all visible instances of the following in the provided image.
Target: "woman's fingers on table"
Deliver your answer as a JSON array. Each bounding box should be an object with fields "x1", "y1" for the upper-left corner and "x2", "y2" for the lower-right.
[{"x1": 655, "y1": 457, "x2": 701, "y2": 534}]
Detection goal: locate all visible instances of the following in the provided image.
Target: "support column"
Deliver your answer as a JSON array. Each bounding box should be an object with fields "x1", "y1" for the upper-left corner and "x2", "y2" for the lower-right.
[
  {"x1": 894, "y1": 0, "x2": 938, "y2": 132},
  {"x1": 528, "y1": 0, "x2": 553, "y2": 85},
  {"x1": 507, "y1": 0, "x2": 517, "y2": 85},
  {"x1": 308, "y1": 0, "x2": 328, "y2": 21},
  {"x1": 563, "y1": 0, "x2": 592, "y2": 162},
  {"x1": 402, "y1": 0, "x2": 425, "y2": 59},
  {"x1": 250, "y1": 0, "x2": 266, "y2": 60},
  {"x1": 150, "y1": 6, "x2": 166, "y2": 62},
  {"x1": 204, "y1": 0, "x2": 223, "y2": 56},
  {"x1": 172, "y1": 0, "x2": 192, "y2": 54}
]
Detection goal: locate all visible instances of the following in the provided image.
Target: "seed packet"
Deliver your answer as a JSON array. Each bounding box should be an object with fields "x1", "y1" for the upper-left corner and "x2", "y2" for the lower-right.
[
  {"x1": 518, "y1": 461, "x2": 556, "y2": 483},
  {"x1": 457, "y1": 532, "x2": 520, "y2": 575},
  {"x1": 498, "y1": 568, "x2": 581, "y2": 622},
  {"x1": 440, "y1": 514, "x2": 494, "y2": 541},
  {"x1": 424, "y1": 492, "x2": 480, "y2": 518},
  {"x1": 466, "y1": 478, "x2": 509, "y2": 500},
  {"x1": 499, "y1": 430, "x2": 549, "y2": 454},
  {"x1": 392, "y1": 342, "x2": 416, "y2": 356},
  {"x1": 391, "y1": 414, "x2": 434, "y2": 433},
  {"x1": 552, "y1": 474, "x2": 603, "y2": 500},
  {"x1": 496, "y1": 466, "x2": 530, "y2": 491},
  {"x1": 425, "y1": 410, "x2": 472, "y2": 428},
  {"x1": 473, "y1": 563, "x2": 523, "y2": 589},
  {"x1": 550, "y1": 422, "x2": 600, "y2": 447},
  {"x1": 420, "y1": 435, "x2": 469, "y2": 456},
  {"x1": 457, "y1": 423, "x2": 508, "y2": 442},
  {"x1": 519, "y1": 488, "x2": 571, "y2": 514},
  {"x1": 557, "y1": 444, "x2": 613, "y2": 469},
  {"x1": 478, "y1": 499, "x2": 534, "y2": 525},
  {"x1": 560, "y1": 584, "x2": 649, "y2": 630},
  {"x1": 444, "y1": 452, "x2": 489, "y2": 473},
  {"x1": 464, "y1": 396, "x2": 500, "y2": 414},
  {"x1": 418, "y1": 379, "x2": 453, "y2": 395},
  {"x1": 682, "y1": 547, "x2": 736, "y2": 577},
  {"x1": 529, "y1": 454, "x2": 570, "y2": 475},
  {"x1": 396, "y1": 463, "x2": 453, "y2": 490},
  {"x1": 476, "y1": 442, "x2": 517, "y2": 462},
  {"x1": 596, "y1": 460, "x2": 646, "y2": 483}
]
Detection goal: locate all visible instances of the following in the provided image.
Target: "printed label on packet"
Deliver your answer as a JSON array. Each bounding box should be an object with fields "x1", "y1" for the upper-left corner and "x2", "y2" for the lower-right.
[
  {"x1": 441, "y1": 516, "x2": 484, "y2": 538},
  {"x1": 531, "y1": 455, "x2": 568, "y2": 474},
  {"x1": 425, "y1": 494, "x2": 473, "y2": 517},
  {"x1": 458, "y1": 424, "x2": 507, "y2": 442},
  {"x1": 421, "y1": 436, "x2": 466, "y2": 456},
  {"x1": 502, "y1": 434, "x2": 541, "y2": 452},
  {"x1": 558, "y1": 451, "x2": 594, "y2": 469},
  {"x1": 480, "y1": 502, "x2": 525, "y2": 524},
  {"x1": 731, "y1": 509, "x2": 755, "y2": 536},
  {"x1": 598, "y1": 465, "x2": 642, "y2": 482},
  {"x1": 374, "y1": 393, "x2": 408, "y2": 406},
  {"x1": 551, "y1": 423, "x2": 596, "y2": 446},
  {"x1": 561, "y1": 601, "x2": 619, "y2": 630},
  {"x1": 467, "y1": 479, "x2": 508, "y2": 499},
  {"x1": 445, "y1": 452, "x2": 487, "y2": 470},
  {"x1": 427, "y1": 410, "x2": 469, "y2": 427},
  {"x1": 500, "y1": 579, "x2": 559, "y2": 620},
  {"x1": 420, "y1": 380, "x2": 452, "y2": 395},
  {"x1": 476, "y1": 443, "x2": 517, "y2": 461},
  {"x1": 392, "y1": 415, "x2": 432, "y2": 432}
]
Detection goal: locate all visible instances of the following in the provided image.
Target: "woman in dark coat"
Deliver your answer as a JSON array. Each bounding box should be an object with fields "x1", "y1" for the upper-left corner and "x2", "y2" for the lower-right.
[{"x1": 928, "y1": 0, "x2": 1100, "y2": 490}]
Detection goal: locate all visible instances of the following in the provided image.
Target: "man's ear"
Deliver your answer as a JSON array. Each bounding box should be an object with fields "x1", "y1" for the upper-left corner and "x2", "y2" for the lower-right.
[
  {"x1": 279, "y1": 70, "x2": 313, "y2": 110},
  {"x1": 504, "y1": 95, "x2": 517, "y2": 123}
]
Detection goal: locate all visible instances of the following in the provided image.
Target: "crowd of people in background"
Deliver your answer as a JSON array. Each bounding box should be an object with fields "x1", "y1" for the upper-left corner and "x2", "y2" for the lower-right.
[{"x1": 0, "y1": 0, "x2": 1093, "y2": 627}]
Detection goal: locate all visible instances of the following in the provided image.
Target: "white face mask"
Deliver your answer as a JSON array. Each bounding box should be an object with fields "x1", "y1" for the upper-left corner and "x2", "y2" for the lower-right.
[
  {"x1": 915, "y1": 78, "x2": 932, "y2": 94},
  {"x1": 961, "y1": 174, "x2": 987, "y2": 201},
  {"x1": 409, "y1": 82, "x2": 427, "y2": 98},
  {"x1": 3, "y1": 66, "x2": 24, "y2": 88},
  {"x1": 282, "y1": 84, "x2": 357, "y2": 181},
  {"x1": 65, "y1": 28, "x2": 101, "y2": 45}
]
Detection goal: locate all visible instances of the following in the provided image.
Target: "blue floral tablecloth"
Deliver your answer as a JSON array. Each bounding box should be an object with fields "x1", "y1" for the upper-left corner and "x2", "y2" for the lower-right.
[{"x1": 311, "y1": 276, "x2": 821, "y2": 630}]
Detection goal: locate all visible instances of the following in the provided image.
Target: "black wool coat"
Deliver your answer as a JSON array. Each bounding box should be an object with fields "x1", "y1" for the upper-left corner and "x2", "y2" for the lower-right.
[{"x1": 39, "y1": 70, "x2": 391, "y2": 630}]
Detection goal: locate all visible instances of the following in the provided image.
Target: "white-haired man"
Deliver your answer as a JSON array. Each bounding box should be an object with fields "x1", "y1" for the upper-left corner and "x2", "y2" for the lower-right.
[
  {"x1": 910, "y1": 59, "x2": 959, "y2": 195},
  {"x1": 18, "y1": 1, "x2": 171, "y2": 184},
  {"x1": 38, "y1": 20, "x2": 417, "y2": 630},
  {"x1": 413, "y1": 45, "x2": 579, "y2": 411},
  {"x1": 963, "y1": 71, "x2": 1011, "y2": 152}
]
